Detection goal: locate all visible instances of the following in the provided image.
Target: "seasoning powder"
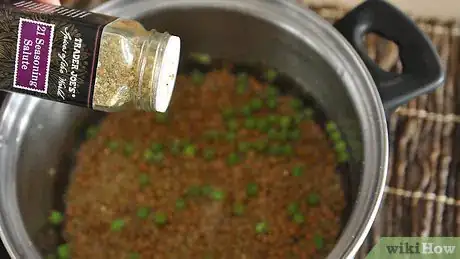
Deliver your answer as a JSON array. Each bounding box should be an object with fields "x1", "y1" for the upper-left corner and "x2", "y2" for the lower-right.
[{"x1": 0, "y1": 1, "x2": 181, "y2": 112}]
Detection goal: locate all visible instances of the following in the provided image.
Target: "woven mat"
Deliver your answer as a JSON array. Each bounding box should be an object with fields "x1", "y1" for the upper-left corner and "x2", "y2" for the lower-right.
[
  {"x1": 306, "y1": 4, "x2": 460, "y2": 258},
  {"x1": 48, "y1": 0, "x2": 460, "y2": 257}
]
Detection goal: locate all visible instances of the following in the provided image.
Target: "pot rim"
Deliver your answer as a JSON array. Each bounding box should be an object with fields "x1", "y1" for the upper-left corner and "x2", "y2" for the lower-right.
[{"x1": 0, "y1": 0, "x2": 388, "y2": 258}]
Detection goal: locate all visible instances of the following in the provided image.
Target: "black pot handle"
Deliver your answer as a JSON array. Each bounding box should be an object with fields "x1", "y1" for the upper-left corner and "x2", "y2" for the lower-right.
[{"x1": 333, "y1": 0, "x2": 445, "y2": 111}]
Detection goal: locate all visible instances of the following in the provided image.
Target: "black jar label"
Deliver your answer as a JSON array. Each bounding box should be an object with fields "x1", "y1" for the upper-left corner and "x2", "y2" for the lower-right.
[{"x1": 0, "y1": 0, "x2": 117, "y2": 108}]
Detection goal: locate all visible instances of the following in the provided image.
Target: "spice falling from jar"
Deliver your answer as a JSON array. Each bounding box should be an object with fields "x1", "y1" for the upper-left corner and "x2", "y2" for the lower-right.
[{"x1": 92, "y1": 19, "x2": 181, "y2": 113}]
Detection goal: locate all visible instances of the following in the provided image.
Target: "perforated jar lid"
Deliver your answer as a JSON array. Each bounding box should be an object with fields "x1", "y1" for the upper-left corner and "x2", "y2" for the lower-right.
[{"x1": 154, "y1": 35, "x2": 181, "y2": 113}]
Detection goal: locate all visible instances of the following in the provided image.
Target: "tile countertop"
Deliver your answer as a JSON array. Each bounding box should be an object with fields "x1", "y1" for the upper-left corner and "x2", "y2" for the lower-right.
[{"x1": 304, "y1": 0, "x2": 460, "y2": 20}]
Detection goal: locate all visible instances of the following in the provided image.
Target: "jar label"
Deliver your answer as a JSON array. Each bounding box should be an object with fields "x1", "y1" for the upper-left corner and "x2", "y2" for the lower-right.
[
  {"x1": 14, "y1": 18, "x2": 54, "y2": 94},
  {"x1": 0, "y1": 1, "x2": 117, "y2": 108}
]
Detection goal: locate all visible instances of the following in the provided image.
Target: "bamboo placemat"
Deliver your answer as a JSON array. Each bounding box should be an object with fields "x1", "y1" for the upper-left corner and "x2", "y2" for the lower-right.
[{"x1": 307, "y1": 4, "x2": 460, "y2": 258}]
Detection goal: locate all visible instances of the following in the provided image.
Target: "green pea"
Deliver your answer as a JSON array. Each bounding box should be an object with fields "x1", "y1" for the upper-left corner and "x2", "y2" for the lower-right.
[
  {"x1": 252, "y1": 139, "x2": 268, "y2": 152},
  {"x1": 264, "y1": 68, "x2": 277, "y2": 83},
  {"x1": 307, "y1": 193, "x2": 320, "y2": 206},
  {"x1": 268, "y1": 114, "x2": 278, "y2": 124},
  {"x1": 334, "y1": 140, "x2": 347, "y2": 153},
  {"x1": 329, "y1": 131, "x2": 342, "y2": 142},
  {"x1": 291, "y1": 166, "x2": 304, "y2": 177},
  {"x1": 246, "y1": 183, "x2": 258, "y2": 197},
  {"x1": 191, "y1": 69, "x2": 205, "y2": 86},
  {"x1": 244, "y1": 118, "x2": 257, "y2": 129},
  {"x1": 153, "y1": 212, "x2": 168, "y2": 226},
  {"x1": 203, "y1": 148, "x2": 216, "y2": 161},
  {"x1": 203, "y1": 130, "x2": 221, "y2": 141},
  {"x1": 137, "y1": 207, "x2": 150, "y2": 219},
  {"x1": 288, "y1": 130, "x2": 301, "y2": 141},
  {"x1": 155, "y1": 112, "x2": 168, "y2": 123},
  {"x1": 111, "y1": 219, "x2": 125, "y2": 232},
  {"x1": 287, "y1": 202, "x2": 300, "y2": 215},
  {"x1": 186, "y1": 185, "x2": 201, "y2": 197},
  {"x1": 268, "y1": 145, "x2": 284, "y2": 156},
  {"x1": 150, "y1": 152, "x2": 164, "y2": 163},
  {"x1": 304, "y1": 108, "x2": 314, "y2": 120},
  {"x1": 293, "y1": 113, "x2": 304, "y2": 124},
  {"x1": 255, "y1": 221, "x2": 268, "y2": 234},
  {"x1": 279, "y1": 131, "x2": 290, "y2": 141},
  {"x1": 189, "y1": 52, "x2": 212, "y2": 65},
  {"x1": 227, "y1": 153, "x2": 240, "y2": 166},
  {"x1": 57, "y1": 244, "x2": 70, "y2": 259},
  {"x1": 240, "y1": 105, "x2": 253, "y2": 117},
  {"x1": 143, "y1": 149, "x2": 163, "y2": 163},
  {"x1": 107, "y1": 140, "x2": 119, "y2": 151},
  {"x1": 151, "y1": 143, "x2": 164, "y2": 153},
  {"x1": 210, "y1": 189, "x2": 226, "y2": 201},
  {"x1": 238, "y1": 142, "x2": 251, "y2": 153},
  {"x1": 183, "y1": 144, "x2": 197, "y2": 157},
  {"x1": 279, "y1": 116, "x2": 292, "y2": 129},
  {"x1": 233, "y1": 202, "x2": 245, "y2": 216},
  {"x1": 256, "y1": 118, "x2": 270, "y2": 133},
  {"x1": 281, "y1": 145, "x2": 293, "y2": 156},
  {"x1": 313, "y1": 234, "x2": 324, "y2": 250},
  {"x1": 124, "y1": 142, "x2": 135, "y2": 156},
  {"x1": 266, "y1": 98, "x2": 277, "y2": 110},
  {"x1": 250, "y1": 98, "x2": 264, "y2": 111},
  {"x1": 266, "y1": 85, "x2": 279, "y2": 97},
  {"x1": 139, "y1": 174, "x2": 150, "y2": 187},
  {"x1": 267, "y1": 129, "x2": 278, "y2": 140},
  {"x1": 201, "y1": 185, "x2": 213, "y2": 196},
  {"x1": 143, "y1": 149, "x2": 155, "y2": 162},
  {"x1": 86, "y1": 126, "x2": 99, "y2": 139},
  {"x1": 337, "y1": 151, "x2": 349, "y2": 163},
  {"x1": 226, "y1": 119, "x2": 239, "y2": 132},
  {"x1": 236, "y1": 84, "x2": 247, "y2": 94},
  {"x1": 290, "y1": 98, "x2": 303, "y2": 110},
  {"x1": 236, "y1": 73, "x2": 249, "y2": 85},
  {"x1": 326, "y1": 121, "x2": 338, "y2": 133},
  {"x1": 49, "y1": 210, "x2": 64, "y2": 225},
  {"x1": 225, "y1": 132, "x2": 237, "y2": 142},
  {"x1": 293, "y1": 213, "x2": 305, "y2": 224},
  {"x1": 175, "y1": 198, "x2": 186, "y2": 210},
  {"x1": 128, "y1": 252, "x2": 141, "y2": 259},
  {"x1": 221, "y1": 108, "x2": 235, "y2": 120}
]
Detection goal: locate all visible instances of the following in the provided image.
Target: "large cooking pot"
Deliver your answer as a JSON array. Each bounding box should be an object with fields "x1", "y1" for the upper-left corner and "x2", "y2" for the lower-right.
[{"x1": 0, "y1": 0, "x2": 444, "y2": 258}]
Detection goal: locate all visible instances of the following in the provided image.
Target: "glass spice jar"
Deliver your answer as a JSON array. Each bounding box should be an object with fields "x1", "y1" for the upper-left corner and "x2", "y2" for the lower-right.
[
  {"x1": 0, "y1": 1, "x2": 181, "y2": 113},
  {"x1": 92, "y1": 19, "x2": 181, "y2": 112}
]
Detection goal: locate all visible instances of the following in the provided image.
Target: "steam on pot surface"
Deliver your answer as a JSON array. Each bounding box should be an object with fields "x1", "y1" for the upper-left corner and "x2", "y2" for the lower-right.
[{"x1": 38, "y1": 55, "x2": 351, "y2": 259}]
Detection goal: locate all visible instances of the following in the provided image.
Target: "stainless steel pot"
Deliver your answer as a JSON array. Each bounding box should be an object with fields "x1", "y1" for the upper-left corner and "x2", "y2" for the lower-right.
[{"x1": 0, "y1": 0, "x2": 444, "y2": 258}]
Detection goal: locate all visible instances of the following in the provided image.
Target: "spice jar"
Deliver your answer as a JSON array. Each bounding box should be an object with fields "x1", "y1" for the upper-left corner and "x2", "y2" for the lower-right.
[
  {"x1": 93, "y1": 19, "x2": 180, "y2": 112},
  {"x1": 0, "y1": 1, "x2": 181, "y2": 113}
]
